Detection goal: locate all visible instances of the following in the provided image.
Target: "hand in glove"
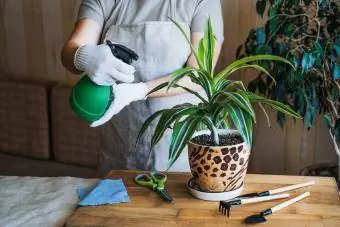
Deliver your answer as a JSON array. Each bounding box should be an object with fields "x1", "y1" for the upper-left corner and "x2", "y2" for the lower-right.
[
  {"x1": 90, "y1": 83, "x2": 149, "y2": 127},
  {"x1": 74, "y1": 43, "x2": 135, "y2": 85}
]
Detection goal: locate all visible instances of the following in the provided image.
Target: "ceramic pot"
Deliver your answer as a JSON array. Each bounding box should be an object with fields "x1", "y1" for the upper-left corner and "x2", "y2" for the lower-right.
[{"x1": 188, "y1": 129, "x2": 250, "y2": 192}]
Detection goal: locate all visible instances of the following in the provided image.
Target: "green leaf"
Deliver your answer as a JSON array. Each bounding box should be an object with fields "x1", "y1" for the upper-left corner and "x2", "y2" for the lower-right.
[
  {"x1": 246, "y1": 92, "x2": 301, "y2": 119},
  {"x1": 218, "y1": 92, "x2": 256, "y2": 122},
  {"x1": 323, "y1": 114, "x2": 333, "y2": 129},
  {"x1": 198, "y1": 39, "x2": 206, "y2": 69},
  {"x1": 274, "y1": 0, "x2": 283, "y2": 5},
  {"x1": 231, "y1": 64, "x2": 277, "y2": 85},
  {"x1": 168, "y1": 115, "x2": 203, "y2": 169},
  {"x1": 293, "y1": 56, "x2": 299, "y2": 68},
  {"x1": 224, "y1": 104, "x2": 253, "y2": 146},
  {"x1": 136, "y1": 109, "x2": 168, "y2": 144},
  {"x1": 204, "y1": 17, "x2": 215, "y2": 76},
  {"x1": 301, "y1": 53, "x2": 315, "y2": 72},
  {"x1": 194, "y1": 71, "x2": 214, "y2": 100},
  {"x1": 216, "y1": 80, "x2": 247, "y2": 92},
  {"x1": 173, "y1": 84, "x2": 208, "y2": 104},
  {"x1": 151, "y1": 105, "x2": 199, "y2": 149},
  {"x1": 215, "y1": 55, "x2": 294, "y2": 81},
  {"x1": 256, "y1": 27, "x2": 266, "y2": 45},
  {"x1": 169, "y1": 17, "x2": 205, "y2": 70},
  {"x1": 256, "y1": 0, "x2": 267, "y2": 18},
  {"x1": 167, "y1": 67, "x2": 196, "y2": 91},
  {"x1": 147, "y1": 82, "x2": 168, "y2": 96},
  {"x1": 333, "y1": 64, "x2": 340, "y2": 80}
]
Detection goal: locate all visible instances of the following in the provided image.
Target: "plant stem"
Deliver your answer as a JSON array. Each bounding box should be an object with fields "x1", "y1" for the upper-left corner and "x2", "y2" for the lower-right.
[{"x1": 212, "y1": 124, "x2": 219, "y2": 146}]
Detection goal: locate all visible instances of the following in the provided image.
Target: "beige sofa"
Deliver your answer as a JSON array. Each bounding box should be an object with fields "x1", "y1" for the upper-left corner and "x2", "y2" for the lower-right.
[{"x1": 0, "y1": 78, "x2": 101, "y2": 178}]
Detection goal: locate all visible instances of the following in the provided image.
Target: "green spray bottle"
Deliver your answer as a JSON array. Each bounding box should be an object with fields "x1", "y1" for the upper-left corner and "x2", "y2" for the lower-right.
[{"x1": 69, "y1": 40, "x2": 139, "y2": 123}]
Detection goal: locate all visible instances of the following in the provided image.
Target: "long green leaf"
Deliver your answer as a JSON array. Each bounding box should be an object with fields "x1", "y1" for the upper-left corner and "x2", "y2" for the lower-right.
[
  {"x1": 246, "y1": 92, "x2": 301, "y2": 119},
  {"x1": 173, "y1": 84, "x2": 208, "y2": 104},
  {"x1": 136, "y1": 109, "x2": 168, "y2": 144},
  {"x1": 168, "y1": 115, "x2": 203, "y2": 169},
  {"x1": 215, "y1": 80, "x2": 247, "y2": 92},
  {"x1": 204, "y1": 18, "x2": 215, "y2": 76},
  {"x1": 223, "y1": 104, "x2": 253, "y2": 146},
  {"x1": 215, "y1": 55, "x2": 294, "y2": 80},
  {"x1": 169, "y1": 17, "x2": 205, "y2": 70},
  {"x1": 147, "y1": 82, "x2": 168, "y2": 96},
  {"x1": 194, "y1": 71, "x2": 214, "y2": 100},
  {"x1": 167, "y1": 67, "x2": 196, "y2": 91},
  {"x1": 212, "y1": 92, "x2": 256, "y2": 121},
  {"x1": 198, "y1": 39, "x2": 206, "y2": 69},
  {"x1": 217, "y1": 64, "x2": 277, "y2": 86},
  {"x1": 151, "y1": 106, "x2": 200, "y2": 149}
]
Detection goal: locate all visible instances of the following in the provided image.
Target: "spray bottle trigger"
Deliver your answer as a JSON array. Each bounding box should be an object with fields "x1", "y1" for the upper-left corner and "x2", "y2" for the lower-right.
[{"x1": 106, "y1": 40, "x2": 139, "y2": 65}]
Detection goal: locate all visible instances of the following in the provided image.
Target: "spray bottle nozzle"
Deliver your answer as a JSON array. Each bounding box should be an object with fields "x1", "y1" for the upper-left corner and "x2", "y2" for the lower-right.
[{"x1": 106, "y1": 40, "x2": 139, "y2": 65}]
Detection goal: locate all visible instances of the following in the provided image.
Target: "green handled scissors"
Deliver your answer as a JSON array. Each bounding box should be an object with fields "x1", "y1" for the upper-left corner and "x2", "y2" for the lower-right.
[{"x1": 134, "y1": 172, "x2": 173, "y2": 203}]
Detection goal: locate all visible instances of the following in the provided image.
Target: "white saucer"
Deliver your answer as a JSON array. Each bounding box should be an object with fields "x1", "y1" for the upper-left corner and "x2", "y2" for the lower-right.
[{"x1": 187, "y1": 178, "x2": 244, "y2": 201}]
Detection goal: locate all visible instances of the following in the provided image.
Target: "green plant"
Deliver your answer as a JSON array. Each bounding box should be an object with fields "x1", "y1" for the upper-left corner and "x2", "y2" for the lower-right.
[
  {"x1": 137, "y1": 18, "x2": 301, "y2": 170},
  {"x1": 237, "y1": 0, "x2": 340, "y2": 181}
]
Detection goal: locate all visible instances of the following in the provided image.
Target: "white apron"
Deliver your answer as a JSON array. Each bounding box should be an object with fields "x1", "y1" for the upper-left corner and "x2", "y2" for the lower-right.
[{"x1": 99, "y1": 0, "x2": 201, "y2": 172}]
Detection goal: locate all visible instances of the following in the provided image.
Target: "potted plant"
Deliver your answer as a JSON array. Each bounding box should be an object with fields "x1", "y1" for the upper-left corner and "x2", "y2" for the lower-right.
[
  {"x1": 237, "y1": 0, "x2": 339, "y2": 185},
  {"x1": 137, "y1": 18, "x2": 301, "y2": 195}
]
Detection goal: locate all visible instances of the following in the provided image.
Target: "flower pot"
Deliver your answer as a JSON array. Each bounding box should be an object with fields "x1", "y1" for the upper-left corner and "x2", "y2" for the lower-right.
[{"x1": 188, "y1": 129, "x2": 250, "y2": 193}]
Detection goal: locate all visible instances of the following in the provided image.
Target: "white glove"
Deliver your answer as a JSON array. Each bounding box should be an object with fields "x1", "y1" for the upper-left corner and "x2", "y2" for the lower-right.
[
  {"x1": 74, "y1": 43, "x2": 135, "y2": 85},
  {"x1": 90, "y1": 82, "x2": 149, "y2": 127}
]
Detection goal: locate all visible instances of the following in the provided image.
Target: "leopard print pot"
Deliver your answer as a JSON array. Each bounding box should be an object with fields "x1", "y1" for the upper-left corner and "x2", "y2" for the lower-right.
[{"x1": 188, "y1": 130, "x2": 250, "y2": 192}]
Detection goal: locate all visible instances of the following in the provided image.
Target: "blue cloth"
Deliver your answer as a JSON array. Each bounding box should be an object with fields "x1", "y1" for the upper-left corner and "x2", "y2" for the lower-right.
[{"x1": 76, "y1": 179, "x2": 130, "y2": 206}]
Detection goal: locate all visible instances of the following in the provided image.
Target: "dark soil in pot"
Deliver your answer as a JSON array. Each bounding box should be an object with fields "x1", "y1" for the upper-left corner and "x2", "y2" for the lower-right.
[{"x1": 191, "y1": 134, "x2": 244, "y2": 146}]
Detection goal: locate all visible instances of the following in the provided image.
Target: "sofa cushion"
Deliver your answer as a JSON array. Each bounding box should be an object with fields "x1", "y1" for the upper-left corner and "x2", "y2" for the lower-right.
[
  {"x1": 50, "y1": 84, "x2": 100, "y2": 168},
  {"x1": 0, "y1": 153, "x2": 100, "y2": 178},
  {"x1": 0, "y1": 80, "x2": 50, "y2": 159}
]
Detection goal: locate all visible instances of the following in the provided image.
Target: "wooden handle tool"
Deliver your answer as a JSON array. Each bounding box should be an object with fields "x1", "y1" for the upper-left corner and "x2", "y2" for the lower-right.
[
  {"x1": 219, "y1": 193, "x2": 290, "y2": 217},
  {"x1": 238, "y1": 180, "x2": 315, "y2": 198},
  {"x1": 244, "y1": 192, "x2": 311, "y2": 224}
]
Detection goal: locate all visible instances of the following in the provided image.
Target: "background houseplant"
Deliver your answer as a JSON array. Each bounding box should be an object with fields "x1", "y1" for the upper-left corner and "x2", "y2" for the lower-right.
[
  {"x1": 138, "y1": 18, "x2": 301, "y2": 193},
  {"x1": 237, "y1": 0, "x2": 340, "y2": 183}
]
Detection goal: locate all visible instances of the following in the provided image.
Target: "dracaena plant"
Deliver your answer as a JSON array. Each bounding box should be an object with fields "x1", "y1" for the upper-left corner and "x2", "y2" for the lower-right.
[{"x1": 137, "y1": 18, "x2": 301, "y2": 169}]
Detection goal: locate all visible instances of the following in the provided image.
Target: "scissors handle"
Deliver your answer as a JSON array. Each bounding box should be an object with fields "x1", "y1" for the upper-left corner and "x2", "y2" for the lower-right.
[
  {"x1": 150, "y1": 172, "x2": 167, "y2": 185},
  {"x1": 135, "y1": 173, "x2": 156, "y2": 190}
]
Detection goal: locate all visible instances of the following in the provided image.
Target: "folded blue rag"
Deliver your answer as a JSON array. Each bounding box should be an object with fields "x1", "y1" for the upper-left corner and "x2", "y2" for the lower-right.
[{"x1": 76, "y1": 179, "x2": 130, "y2": 206}]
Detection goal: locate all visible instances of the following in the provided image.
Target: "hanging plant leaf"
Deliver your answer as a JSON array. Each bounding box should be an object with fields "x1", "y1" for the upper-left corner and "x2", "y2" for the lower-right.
[
  {"x1": 256, "y1": 0, "x2": 267, "y2": 18},
  {"x1": 335, "y1": 119, "x2": 340, "y2": 142},
  {"x1": 274, "y1": 0, "x2": 283, "y2": 5},
  {"x1": 333, "y1": 64, "x2": 340, "y2": 80},
  {"x1": 323, "y1": 114, "x2": 333, "y2": 129},
  {"x1": 256, "y1": 27, "x2": 266, "y2": 45}
]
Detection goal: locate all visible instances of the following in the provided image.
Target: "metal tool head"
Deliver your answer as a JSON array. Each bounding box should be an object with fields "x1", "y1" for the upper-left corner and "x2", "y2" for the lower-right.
[
  {"x1": 219, "y1": 201, "x2": 231, "y2": 217},
  {"x1": 244, "y1": 214, "x2": 267, "y2": 224},
  {"x1": 219, "y1": 199, "x2": 242, "y2": 217}
]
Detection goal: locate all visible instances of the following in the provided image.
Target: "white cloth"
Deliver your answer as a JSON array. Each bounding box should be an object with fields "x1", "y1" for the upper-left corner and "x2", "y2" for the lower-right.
[
  {"x1": 0, "y1": 176, "x2": 99, "y2": 227},
  {"x1": 74, "y1": 44, "x2": 135, "y2": 85}
]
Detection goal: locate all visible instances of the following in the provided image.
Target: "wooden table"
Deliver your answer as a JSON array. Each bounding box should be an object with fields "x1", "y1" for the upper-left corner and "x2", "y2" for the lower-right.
[{"x1": 66, "y1": 170, "x2": 340, "y2": 227}]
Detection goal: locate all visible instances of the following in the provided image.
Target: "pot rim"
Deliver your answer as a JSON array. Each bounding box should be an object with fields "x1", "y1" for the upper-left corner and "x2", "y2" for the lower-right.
[{"x1": 188, "y1": 129, "x2": 247, "y2": 149}]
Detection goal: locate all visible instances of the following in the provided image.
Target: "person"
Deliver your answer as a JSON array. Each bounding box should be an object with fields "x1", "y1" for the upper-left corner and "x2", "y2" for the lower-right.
[{"x1": 61, "y1": 0, "x2": 224, "y2": 174}]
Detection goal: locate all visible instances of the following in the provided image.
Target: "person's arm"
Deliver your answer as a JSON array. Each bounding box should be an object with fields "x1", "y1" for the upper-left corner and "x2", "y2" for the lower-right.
[
  {"x1": 61, "y1": 18, "x2": 135, "y2": 85},
  {"x1": 145, "y1": 32, "x2": 222, "y2": 98},
  {"x1": 61, "y1": 19, "x2": 102, "y2": 75}
]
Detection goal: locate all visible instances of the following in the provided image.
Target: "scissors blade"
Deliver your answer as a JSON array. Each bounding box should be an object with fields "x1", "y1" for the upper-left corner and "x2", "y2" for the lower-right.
[{"x1": 156, "y1": 188, "x2": 173, "y2": 203}]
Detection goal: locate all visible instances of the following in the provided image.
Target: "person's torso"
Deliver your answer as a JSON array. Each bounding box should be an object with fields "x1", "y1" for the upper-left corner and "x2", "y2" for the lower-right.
[{"x1": 100, "y1": 0, "x2": 199, "y2": 41}]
